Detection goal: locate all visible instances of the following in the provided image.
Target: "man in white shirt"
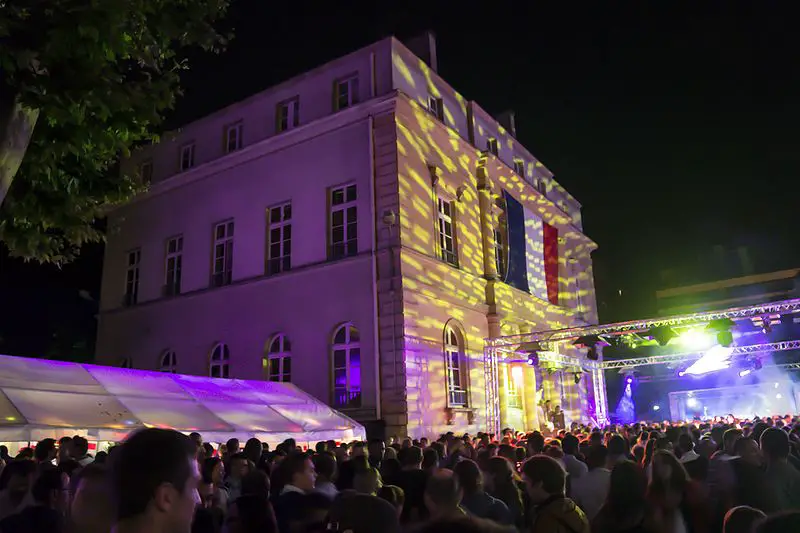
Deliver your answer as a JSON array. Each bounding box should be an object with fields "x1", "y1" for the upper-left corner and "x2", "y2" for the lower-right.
[{"x1": 571, "y1": 445, "x2": 611, "y2": 522}]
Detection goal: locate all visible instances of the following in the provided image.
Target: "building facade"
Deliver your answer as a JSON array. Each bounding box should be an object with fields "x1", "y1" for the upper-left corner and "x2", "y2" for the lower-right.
[{"x1": 96, "y1": 35, "x2": 599, "y2": 438}]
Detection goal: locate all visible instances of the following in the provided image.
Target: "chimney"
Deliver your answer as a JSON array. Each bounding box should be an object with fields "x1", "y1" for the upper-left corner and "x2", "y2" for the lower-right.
[
  {"x1": 495, "y1": 110, "x2": 517, "y2": 137},
  {"x1": 403, "y1": 31, "x2": 438, "y2": 72}
]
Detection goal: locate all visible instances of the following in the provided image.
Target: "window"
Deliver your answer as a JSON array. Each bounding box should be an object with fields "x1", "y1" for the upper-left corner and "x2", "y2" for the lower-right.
[
  {"x1": 437, "y1": 198, "x2": 458, "y2": 267},
  {"x1": 334, "y1": 75, "x2": 359, "y2": 111},
  {"x1": 124, "y1": 249, "x2": 141, "y2": 306},
  {"x1": 180, "y1": 143, "x2": 195, "y2": 172},
  {"x1": 332, "y1": 324, "x2": 361, "y2": 408},
  {"x1": 210, "y1": 343, "x2": 230, "y2": 378},
  {"x1": 120, "y1": 358, "x2": 132, "y2": 369},
  {"x1": 277, "y1": 98, "x2": 300, "y2": 132},
  {"x1": 225, "y1": 123, "x2": 242, "y2": 153},
  {"x1": 329, "y1": 184, "x2": 357, "y2": 260},
  {"x1": 445, "y1": 326, "x2": 468, "y2": 407},
  {"x1": 513, "y1": 159, "x2": 525, "y2": 177},
  {"x1": 494, "y1": 199, "x2": 508, "y2": 279},
  {"x1": 486, "y1": 137, "x2": 498, "y2": 156},
  {"x1": 159, "y1": 350, "x2": 177, "y2": 373},
  {"x1": 164, "y1": 236, "x2": 183, "y2": 296},
  {"x1": 507, "y1": 367, "x2": 522, "y2": 408},
  {"x1": 428, "y1": 95, "x2": 444, "y2": 121},
  {"x1": 264, "y1": 334, "x2": 291, "y2": 382},
  {"x1": 266, "y1": 203, "x2": 291, "y2": 275},
  {"x1": 138, "y1": 160, "x2": 153, "y2": 184},
  {"x1": 212, "y1": 220, "x2": 234, "y2": 287}
]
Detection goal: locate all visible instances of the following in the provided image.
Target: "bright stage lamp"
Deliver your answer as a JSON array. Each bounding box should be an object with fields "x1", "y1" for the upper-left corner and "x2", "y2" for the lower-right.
[
  {"x1": 739, "y1": 369, "x2": 752, "y2": 377},
  {"x1": 687, "y1": 397, "x2": 699, "y2": 408},
  {"x1": 652, "y1": 405, "x2": 661, "y2": 411},
  {"x1": 677, "y1": 329, "x2": 713, "y2": 350}
]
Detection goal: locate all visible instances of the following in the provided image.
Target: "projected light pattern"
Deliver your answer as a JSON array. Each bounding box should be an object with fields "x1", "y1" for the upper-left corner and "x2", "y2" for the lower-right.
[{"x1": 682, "y1": 345, "x2": 734, "y2": 376}]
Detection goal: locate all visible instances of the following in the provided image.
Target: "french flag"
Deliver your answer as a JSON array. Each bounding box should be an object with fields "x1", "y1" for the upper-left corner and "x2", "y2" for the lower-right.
[{"x1": 501, "y1": 190, "x2": 559, "y2": 305}]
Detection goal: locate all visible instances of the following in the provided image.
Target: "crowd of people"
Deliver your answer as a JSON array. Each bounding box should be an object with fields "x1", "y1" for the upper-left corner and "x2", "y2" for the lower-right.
[{"x1": 0, "y1": 415, "x2": 798, "y2": 532}]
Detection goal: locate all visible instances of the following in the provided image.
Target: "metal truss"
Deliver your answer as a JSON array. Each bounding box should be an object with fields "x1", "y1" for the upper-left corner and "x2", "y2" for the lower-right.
[
  {"x1": 487, "y1": 298, "x2": 800, "y2": 347},
  {"x1": 599, "y1": 340, "x2": 800, "y2": 369}
]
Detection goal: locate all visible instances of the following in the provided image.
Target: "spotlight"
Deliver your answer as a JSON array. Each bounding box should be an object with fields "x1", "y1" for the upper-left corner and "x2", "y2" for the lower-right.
[
  {"x1": 520, "y1": 341, "x2": 541, "y2": 367},
  {"x1": 646, "y1": 326, "x2": 677, "y2": 346},
  {"x1": 738, "y1": 369, "x2": 752, "y2": 377},
  {"x1": 706, "y1": 318, "x2": 735, "y2": 347},
  {"x1": 573, "y1": 335, "x2": 609, "y2": 361},
  {"x1": 652, "y1": 404, "x2": 660, "y2": 411},
  {"x1": 752, "y1": 314, "x2": 781, "y2": 334},
  {"x1": 526, "y1": 353, "x2": 539, "y2": 366},
  {"x1": 626, "y1": 376, "x2": 634, "y2": 385},
  {"x1": 573, "y1": 372, "x2": 582, "y2": 385}
]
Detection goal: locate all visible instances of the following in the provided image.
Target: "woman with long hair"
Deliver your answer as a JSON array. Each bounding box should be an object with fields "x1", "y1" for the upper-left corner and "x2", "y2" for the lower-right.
[
  {"x1": 648, "y1": 450, "x2": 709, "y2": 533},
  {"x1": 592, "y1": 460, "x2": 659, "y2": 533},
  {"x1": 483, "y1": 456, "x2": 525, "y2": 529}
]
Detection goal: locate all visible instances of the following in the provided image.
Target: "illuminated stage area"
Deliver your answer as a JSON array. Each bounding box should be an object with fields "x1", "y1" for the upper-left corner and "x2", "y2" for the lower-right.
[{"x1": 485, "y1": 298, "x2": 800, "y2": 432}]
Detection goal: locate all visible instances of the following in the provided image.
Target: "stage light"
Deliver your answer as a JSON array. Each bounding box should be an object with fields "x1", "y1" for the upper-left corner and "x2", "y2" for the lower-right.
[
  {"x1": 647, "y1": 326, "x2": 677, "y2": 346},
  {"x1": 687, "y1": 397, "x2": 699, "y2": 408},
  {"x1": 521, "y1": 341, "x2": 541, "y2": 366},
  {"x1": 652, "y1": 404, "x2": 660, "y2": 411},
  {"x1": 678, "y1": 371, "x2": 686, "y2": 377},
  {"x1": 706, "y1": 318, "x2": 736, "y2": 347},
  {"x1": 626, "y1": 376, "x2": 633, "y2": 385},
  {"x1": 526, "y1": 353, "x2": 539, "y2": 366},
  {"x1": 573, "y1": 372, "x2": 582, "y2": 385},
  {"x1": 739, "y1": 369, "x2": 752, "y2": 377},
  {"x1": 753, "y1": 358, "x2": 763, "y2": 371},
  {"x1": 573, "y1": 335, "x2": 609, "y2": 361},
  {"x1": 776, "y1": 393, "x2": 783, "y2": 400},
  {"x1": 677, "y1": 328, "x2": 713, "y2": 350},
  {"x1": 752, "y1": 314, "x2": 781, "y2": 334}
]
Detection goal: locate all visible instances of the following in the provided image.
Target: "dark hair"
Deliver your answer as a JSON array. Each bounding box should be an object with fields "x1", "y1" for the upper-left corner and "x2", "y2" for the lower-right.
[
  {"x1": 241, "y1": 469, "x2": 270, "y2": 500},
  {"x1": 232, "y1": 494, "x2": 277, "y2": 533},
  {"x1": 94, "y1": 451, "x2": 109, "y2": 464},
  {"x1": 57, "y1": 459, "x2": 82, "y2": 479},
  {"x1": 35, "y1": 438, "x2": 57, "y2": 462},
  {"x1": 586, "y1": 444, "x2": 608, "y2": 470},
  {"x1": 521, "y1": 455, "x2": 565, "y2": 495},
  {"x1": 608, "y1": 434, "x2": 627, "y2": 455},
  {"x1": 562, "y1": 433, "x2": 579, "y2": 455},
  {"x1": 110, "y1": 428, "x2": 197, "y2": 521},
  {"x1": 424, "y1": 470, "x2": 461, "y2": 508},
  {"x1": 378, "y1": 484, "x2": 405, "y2": 509},
  {"x1": 313, "y1": 452, "x2": 337, "y2": 480},
  {"x1": 271, "y1": 452, "x2": 310, "y2": 497},
  {"x1": 605, "y1": 460, "x2": 648, "y2": 519},
  {"x1": 453, "y1": 459, "x2": 482, "y2": 494},
  {"x1": 72, "y1": 436, "x2": 89, "y2": 456},
  {"x1": 243, "y1": 438, "x2": 262, "y2": 464},
  {"x1": 202, "y1": 457, "x2": 222, "y2": 484},
  {"x1": 225, "y1": 438, "x2": 240, "y2": 453},
  {"x1": 760, "y1": 428, "x2": 790, "y2": 460},
  {"x1": 0, "y1": 460, "x2": 36, "y2": 490},
  {"x1": 485, "y1": 455, "x2": 523, "y2": 511},
  {"x1": 527, "y1": 432, "x2": 545, "y2": 453},
  {"x1": 399, "y1": 446, "x2": 423, "y2": 467},
  {"x1": 32, "y1": 468, "x2": 64, "y2": 503},
  {"x1": 649, "y1": 450, "x2": 689, "y2": 497}
]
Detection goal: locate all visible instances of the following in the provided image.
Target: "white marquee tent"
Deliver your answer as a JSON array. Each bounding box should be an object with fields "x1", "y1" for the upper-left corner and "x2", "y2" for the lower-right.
[{"x1": 0, "y1": 354, "x2": 366, "y2": 446}]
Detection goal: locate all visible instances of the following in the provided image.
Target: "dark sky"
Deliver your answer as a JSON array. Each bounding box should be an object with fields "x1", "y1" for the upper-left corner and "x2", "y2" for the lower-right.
[{"x1": 1, "y1": 2, "x2": 797, "y2": 357}]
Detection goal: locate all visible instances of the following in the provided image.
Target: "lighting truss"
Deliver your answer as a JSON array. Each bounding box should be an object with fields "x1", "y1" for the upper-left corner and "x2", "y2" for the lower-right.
[
  {"x1": 487, "y1": 298, "x2": 800, "y2": 347},
  {"x1": 600, "y1": 340, "x2": 800, "y2": 369}
]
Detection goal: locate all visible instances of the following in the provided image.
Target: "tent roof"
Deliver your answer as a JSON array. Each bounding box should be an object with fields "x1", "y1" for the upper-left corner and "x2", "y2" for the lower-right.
[{"x1": 0, "y1": 354, "x2": 365, "y2": 445}]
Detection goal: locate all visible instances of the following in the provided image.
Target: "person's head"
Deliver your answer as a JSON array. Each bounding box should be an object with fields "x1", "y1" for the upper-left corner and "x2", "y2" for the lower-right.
[
  {"x1": 313, "y1": 452, "x2": 337, "y2": 483},
  {"x1": 350, "y1": 441, "x2": 366, "y2": 458},
  {"x1": 4, "y1": 460, "x2": 36, "y2": 501},
  {"x1": 228, "y1": 452, "x2": 250, "y2": 480},
  {"x1": 527, "y1": 432, "x2": 545, "y2": 454},
  {"x1": 240, "y1": 469, "x2": 270, "y2": 500},
  {"x1": 276, "y1": 452, "x2": 316, "y2": 492},
  {"x1": 586, "y1": 444, "x2": 608, "y2": 471},
  {"x1": 32, "y1": 467, "x2": 69, "y2": 512},
  {"x1": 353, "y1": 466, "x2": 382, "y2": 495},
  {"x1": 377, "y1": 485, "x2": 405, "y2": 519},
  {"x1": 561, "y1": 433, "x2": 579, "y2": 456},
  {"x1": 483, "y1": 455, "x2": 517, "y2": 492},
  {"x1": 399, "y1": 446, "x2": 423, "y2": 469},
  {"x1": 521, "y1": 455, "x2": 565, "y2": 504},
  {"x1": 110, "y1": 428, "x2": 200, "y2": 533},
  {"x1": 188, "y1": 432, "x2": 202, "y2": 448},
  {"x1": 72, "y1": 436, "x2": 89, "y2": 457},
  {"x1": 607, "y1": 434, "x2": 627, "y2": 456},
  {"x1": 226, "y1": 493, "x2": 277, "y2": 533},
  {"x1": 651, "y1": 450, "x2": 689, "y2": 492},
  {"x1": 225, "y1": 438, "x2": 240, "y2": 456},
  {"x1": 202, "y1": 457, "x2": 224, "y2": 485},
  {"x1": 57, "y1": 437, "x2": 72, "y2": 462},
  {"x1": 607, "y1": 460, "x2": 648, "y2": 517},
  {"x1": 733, "y1": 437, "x2": 761, "y2": 466},
  {"x1": 677, "y1": 433, "x2": 694, "y2": 454},
  {"x1": 243, "y1": 438, "x2": 262, "y2": 464},
  {"x1": 70, "y1": 464, "x2": 112, "y2": 533},
  {"x1": 330, "y1": 492, "x2": 400, "y2": 533},
  {"x1": 723, "y1": 505, "x2": 767, "y2": 533},
  {"x1": 35, "y1": 438, "x2": 57, "y2": 463},
  {"x1": 760, "y1": 427, "x2": 790, "y2": 463},
  {"x1": 723, "y1": 428, "x2": 744, "y2": 454},
  {"x1": 315, "y1": 441, "x2": 327, "y2": 454},
  {"x1": 424, "y1": 469, "x2": 462, "y2": 516},
  {"x1": 453, "y1": 459, "x2": 483, "y2": 495},
  {"x1": 368, "y1": 439, "x2": 386, "y2": 460}
]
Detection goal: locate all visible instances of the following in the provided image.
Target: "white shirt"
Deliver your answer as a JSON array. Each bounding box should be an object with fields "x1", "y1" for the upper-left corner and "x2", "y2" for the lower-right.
[{"x1": 571, "y1": 468, "x2": 611, "y2": 521}]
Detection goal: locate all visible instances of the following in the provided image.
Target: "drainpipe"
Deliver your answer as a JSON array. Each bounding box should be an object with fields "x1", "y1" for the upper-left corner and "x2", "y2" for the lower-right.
[{"x1": 368, "y1": 114, "x2": 381, "y2": 422}]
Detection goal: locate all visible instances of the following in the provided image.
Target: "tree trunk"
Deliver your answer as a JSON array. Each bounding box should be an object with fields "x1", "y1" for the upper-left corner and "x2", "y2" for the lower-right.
[{"x1": 0, "y1": 89, "x2": 39, "y2": 208}]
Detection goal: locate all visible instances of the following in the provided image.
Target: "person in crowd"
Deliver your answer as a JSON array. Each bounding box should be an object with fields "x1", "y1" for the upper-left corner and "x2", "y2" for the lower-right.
[
  {"x1": 453, "y1": 459, "x2": 511, "y2": 524},
  {"x1": 312, "y1": 452, "x2": 338, "y2": 499},
  {"x1": 561, "y1": 433, "x2": 588, "y2": 483},
  {"x1": 56, "y1": 438, "x2": 72, "y2": 465},
  {"x1": 367, "y1": 438, "x2": 385, "y2": 470},
  {"x1": 521, "y1": 454, "x2": 590, "y2": 533},
  {"x1": 110, "y1": 428, "x2": 200, "y2": 533},
  {"x1": 571, "y1": 444, "x2": 611, "y2": 522},
  {"x1": 225, "y1": 452, "x2": 250, "y2": 502},
  {"x1": 0, "y1": 467, "x2": 68, "y2": 533},
  {"x1": 607, "y1": 434, "x2": 630, "y2": 467},
  {"x1": 224, "y1": 438, "x2": 240, "y2": 460},
  {"x1": 723, "y1": 506, "x2": 766, "y2": 533},
  {"x1": 353, "y1": 465, "x2": 382, "y2": 495},
  {"x1": 201, "y1": 457, "x2": 228, "y2": 511},
  {"x1": 225, "y1": 492, "x2": 277, "y2": 533},
  {"x1": 760, "y1": 427, "x2": 800, "y2": 510},
  {"x1": 34, "y1": 439, "x2": 57, "y2": 469},
  {"x1": 69, "y1": 464, "x2": 113, "y2": 533},
  {"x1": 395, "y1": 445, "x2": 428, "y2": 524},
  {"x1": 714, "y1": 429, "x2": 744, "y2": 461},
  {"x1": 271, "y1": 452, "x2": 316, "y2": 533},
  {"x1": 328, "y1": 492, "x2": 400, "y2": 533},
  {"x1": 0, "y1": 460, "x2": 36, "y2": 520},
  {"x1": 483, "y1": 456, "x2": 525, "y2": 528},
  {"x1": 593, "y1": 460, "x2": 659, "y2": 533},
  {"x1": 678, "y1": 433, "x2": 699, "y2": 464},
  {"x1": 648, "y1": 450, "x2": 709, "y2": 533},
  {"x1": 423, "y1": 469, "x2": 470, "y2": 522},
  {"x1": 71, "y1": 436, "x2": 93, "y2": 467},
  {"x1": 242, "y1": 438, "x2": 262, "y2": 466},
  {"x1": 377, "y1": 485, "x2": 405, "y2": 520}
]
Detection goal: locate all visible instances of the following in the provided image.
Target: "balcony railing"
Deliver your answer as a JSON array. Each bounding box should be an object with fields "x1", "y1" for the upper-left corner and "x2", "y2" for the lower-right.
[{"x1": 333, "y1": 390, "x2": 362, "y2": 409}]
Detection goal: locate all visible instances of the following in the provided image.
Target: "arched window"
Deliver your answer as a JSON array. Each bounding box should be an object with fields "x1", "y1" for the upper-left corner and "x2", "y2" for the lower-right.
[
  {"x1": 159, "y1": 350, "x2": 177, "y2": 373},
  {"x1": 332, "y1": 324, "x2": 361, "y2": 408},
  {"x1": 210, "y1": 343, "x2": 230, "y2": 378},
  {"x1": 264, "y1": 334, "x2": 291, "y2": 382},
  {"x1": 120, "y1": 357, "x2": 132, "y2": 369},
  {"x1": 444, "y1": 325, "x2": 468, "y2": 407}
]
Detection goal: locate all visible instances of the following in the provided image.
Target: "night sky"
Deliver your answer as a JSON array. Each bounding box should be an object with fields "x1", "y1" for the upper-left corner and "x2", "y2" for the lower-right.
[{"x1": 1, "y1": 2, "x2": 797, "y2": 358}]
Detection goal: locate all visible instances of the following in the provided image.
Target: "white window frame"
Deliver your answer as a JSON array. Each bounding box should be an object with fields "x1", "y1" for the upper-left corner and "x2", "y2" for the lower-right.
[
  {"x1": 159, "y1": 350, "x2": 177, "y2": 373},
  {"x1": 335, "y1": 75, "x2": 359, "y2": 111},
  {"x1": 124, "y1": 249, "x2": 141, "y2": 306},
  {"x1": 277, "y1": 98, "x2": 300, "y2": 132},
  {"x1": 428, "y1": 95, "x2": 444, "y2": 121},
  {"x1": 329, "y1": 184, "x2": 358, "y2": 260},
  {"x1": 225, "y1": 123, "x2": 243, "y2": 153},
  {"x1": 209, "y1": 343, "x2": 230, "y2": 378},
  {"x1": 513, "y1": 159, "x2": 525, "y2": 177},
  {"x1": 494, "y1": 204, "x2": 508, "y2": 279},
  {"x1": 332, "y1": 324, "x2": 361, "y2": 408},
  {"x1": 437, "y1": 198, "x2": 458, "y2": 267},
  {"x1": 507, "y1": 367, "x2": 522, "y2": 408},
  {"x1": 180, "y1": 143, "x2": 195, "y2": 172},
  {"x1": 487, "y1": 137, "x2": 498, "y2": 156},
  {"x1": 264, "y1": 334, "x2": 291, "y2": 382},
  {"x1": 445, "y1": 326, "x2": 468, "y2": 407},
  {"x1": 266, "y1": 202, "x2": 291, "y2": 275},
  {"x1": 164, "y1": 235, "x2": 183, "y2": 296},
  {"x1": 212, "y1": 220, "x2": 234, "y2": 287},
  {"x1": 139, "y1": 160, "x2": 153, "y2": 184}
]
